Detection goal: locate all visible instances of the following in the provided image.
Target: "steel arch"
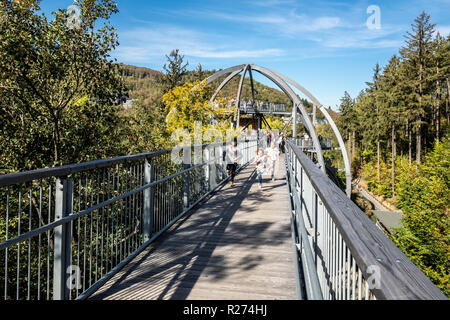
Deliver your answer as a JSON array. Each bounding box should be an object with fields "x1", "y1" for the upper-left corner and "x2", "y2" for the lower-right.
[
  {"x1": 206, "y1": 64, "x2": 326, "y2": 174},
  {"x1": 205, "y1": 64, "x2": 351, "y2": 196},
  {"x1": 269, "y1": 70, "x2": 351, "y2": 197}
]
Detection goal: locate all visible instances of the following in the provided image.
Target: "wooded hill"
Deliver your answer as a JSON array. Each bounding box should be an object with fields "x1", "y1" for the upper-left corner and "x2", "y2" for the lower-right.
[{"x1": 118, "y1": 64, "x2": 292, "y2": 106}]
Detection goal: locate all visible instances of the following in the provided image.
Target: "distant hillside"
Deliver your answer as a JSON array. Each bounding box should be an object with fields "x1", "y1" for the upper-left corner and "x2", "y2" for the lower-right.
[
  {"x1": 118, "y1": 64, "x2": 162, "y2": 100},
  {"x1": 326, "y1": 108, "x2": 340, "y2": 121},
  {"x1": 118, "y1": 64, "x2": 291, "y2": 106},
  {"x1": 118, "y1": 64, "x2": 161, "y2": 78}
]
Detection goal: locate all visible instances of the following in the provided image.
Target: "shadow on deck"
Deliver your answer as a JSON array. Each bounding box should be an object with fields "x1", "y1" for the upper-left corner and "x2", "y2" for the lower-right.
[{"x1": 89, "y1": 156, "x2": 296, "y2": 300}]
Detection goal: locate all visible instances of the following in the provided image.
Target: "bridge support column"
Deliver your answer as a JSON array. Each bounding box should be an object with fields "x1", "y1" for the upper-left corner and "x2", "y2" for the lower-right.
[
  {"x1": 53, "y1": 177, "x2": 73, "y2": 300},
  {"x1": 143, "y1": 158, "x2": 154, "y2": 242}
]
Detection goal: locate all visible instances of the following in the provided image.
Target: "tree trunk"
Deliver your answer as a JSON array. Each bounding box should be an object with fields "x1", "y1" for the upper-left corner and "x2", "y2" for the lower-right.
[
  {"x1": 352, "y1": 131, "x2": 356, "y2": 157},
  {"x1": 437, "y1": 98, "x2": 440, "y2": 143},
  {"x1": 391, "y1": 126, "x2": 396, "y2": 197},
  {"x1": 53, "y1": 123, "x2": 59, "y2": 164},
  {"x1": 436, "y1": 67, "x2": 440, "y2": 142},
  {"x1": 416, "y1": 122, "x2": 421, "y2": 164},
  {"x1": 377, "y1": 137, "x2": 380, "y2": 181},
  {"x1": 446, "y1": 77, "x2": 449, "y2": 124},
  {"x1": 347, "y1": 131, "x2": 351, "y2": 161},
  {"x1": 416, "y1": 61, "x2": 423, "y2": 164},
  {"x1": 408, "y1": 120, "x2": 412, "y2": 165},
  {"x1": 53, "y1": 112, "x2": 60, "y2": 165}
]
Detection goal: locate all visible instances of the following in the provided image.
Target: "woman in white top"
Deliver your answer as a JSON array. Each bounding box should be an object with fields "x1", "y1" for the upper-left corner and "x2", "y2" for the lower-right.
[
  {"x1": 266, "y1": 141, "x2": 279, "y2": 181},
  {"x1": 225, "y1": 138, "x2": 242, "y2": 187}
]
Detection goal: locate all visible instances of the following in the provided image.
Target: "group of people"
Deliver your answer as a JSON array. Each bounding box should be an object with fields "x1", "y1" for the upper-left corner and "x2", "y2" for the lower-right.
[{"x1": 225, "y1": 135, "x2": 281, "y2": 190}]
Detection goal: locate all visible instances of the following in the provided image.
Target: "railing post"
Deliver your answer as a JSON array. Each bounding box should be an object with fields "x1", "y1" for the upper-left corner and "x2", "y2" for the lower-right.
[
  {"x1": 143, "y1": 158, "x2": 154, "y2": 242},
  {"x1": 183, "y1": 146, "x2": 191, "y2": 210},
  {"x1": 204, "y1": 147, "x2": 210, "y2": 192},
  {"x1": 53, "y1": 177, "x2": 73, "y2": 300},
  {"x1": 210, "y1": 145, "x2": 218, "y2": 190}
]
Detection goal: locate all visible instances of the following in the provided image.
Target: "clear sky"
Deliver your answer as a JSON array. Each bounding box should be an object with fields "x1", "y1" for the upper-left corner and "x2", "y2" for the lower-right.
[{"x1": 39, "y1": 0, "x2": 450, "y2": 109}]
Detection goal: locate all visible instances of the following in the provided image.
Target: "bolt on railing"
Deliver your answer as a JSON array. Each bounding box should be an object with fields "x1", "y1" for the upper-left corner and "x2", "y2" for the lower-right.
[
  {"x1": 285, "y1": 139, "x2": 447, "y2": 300},
  {"x1": 0, "y1": 139, "x2": 257, "y2": 300}
]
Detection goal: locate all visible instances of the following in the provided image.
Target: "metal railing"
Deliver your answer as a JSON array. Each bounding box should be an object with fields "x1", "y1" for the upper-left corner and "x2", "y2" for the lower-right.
[
  {"x1": 239, "y1": 101, "x2": 288, "y2": 113},
  {"x1": 295, "y1": 137, "x2": 333, "y2": 150},
  {"x1": 0, "y1": 139, "x2": 257, "y2": 300},
  {"x1": 285, "y1": 139, "x2": 447, "y2": 300}
]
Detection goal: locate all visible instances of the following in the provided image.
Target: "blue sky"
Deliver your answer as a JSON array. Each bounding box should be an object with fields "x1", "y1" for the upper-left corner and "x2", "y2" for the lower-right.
[{"x1": 40, "y1": 0, "x2": 450, "y2": 109}]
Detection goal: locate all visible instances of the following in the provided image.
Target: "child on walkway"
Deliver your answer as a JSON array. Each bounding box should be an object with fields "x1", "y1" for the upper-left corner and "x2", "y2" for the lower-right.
[{"x1": 252, "y1": 148, "x2": 269, "y2": 189}]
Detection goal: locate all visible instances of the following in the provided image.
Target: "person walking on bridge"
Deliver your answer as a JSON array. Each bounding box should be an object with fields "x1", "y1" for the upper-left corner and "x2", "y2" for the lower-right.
[
  {"x1": 266, "y1": 141, "x2": 280, "y2": 182},
  {"x1": 226, "y1": 138, "x2": 242, "y2": 187},
  {"x1": 252, "y1": 148, "x2": 269, "y2": 189}
]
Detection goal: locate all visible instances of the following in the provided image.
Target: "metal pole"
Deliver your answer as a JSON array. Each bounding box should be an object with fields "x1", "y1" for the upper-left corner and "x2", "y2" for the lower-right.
[
  {"x1": 183, "y1": 166, "x2": 190, "y2": 210},
  {"x1": 53, "y1": 177, "x2": 73, "y2": 300},
  {"x1": 292, "y1": 103, "x2": 297, "y2": 138},
  {"x1": 143, "y1": 158, "x2": 154, "y2": 241},
  {"x1": 204, "y1": 147, "x2": 210, "y2": 192}
]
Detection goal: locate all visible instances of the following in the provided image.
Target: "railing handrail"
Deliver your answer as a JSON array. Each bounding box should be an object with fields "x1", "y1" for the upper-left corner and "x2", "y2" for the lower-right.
[
  {"x1": 0, "y1": 139, "x2": 258, "y2": 300},
  {"x1": 0, "y1": 140, "x2": 252, "y2": 187},
  {"x1": 286, "y1": 139, "x2": 447, "y2": 300},
  {"x1": 0, "y1": 157, "x2": 218, "y2": 251}
]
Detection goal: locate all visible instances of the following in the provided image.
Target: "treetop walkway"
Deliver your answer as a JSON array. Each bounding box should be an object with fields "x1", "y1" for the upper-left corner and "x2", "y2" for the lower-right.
[
  {"x1": 90, "y1": 160, "x2": 296, "y2": 300},
  {"x1": 0, "y1": 138, "x2": 446, "y2": 300},
  {"x1": 0, "y1": 64, "x2": 447, "y2": 300}
]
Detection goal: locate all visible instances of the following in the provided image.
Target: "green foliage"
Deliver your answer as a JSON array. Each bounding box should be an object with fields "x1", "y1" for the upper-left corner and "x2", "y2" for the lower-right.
[
  {"x1": 124, "y1": 99, "x2": 168, "y2": 153},
  {"x1": 362, "y1": 159, "x2": 393, "y2": 198},
  {"x1": 262, "y1": 115, "x2": 285, "y2": 132},
  {"x1": 162, "y1": 80, "x2": 234, "y2": 141},
  {"x1": 396, "y1": 136, "x2": 449, "y2": 213},
  {"x1": 159, "y1": 49, "x2": 188, "y2": 93},
  {"x1": 335, "y1": 12, "x2": 449, "y2": 296},
  {"x1": 0, "y1": 0, "x2": 125, "y2": 170},
  {"x1": 0, "y1": 0, "x2": 128, "y2": 300},
  {"x1": 364, "y1": 135, "x2": 450, "y2": 296}
]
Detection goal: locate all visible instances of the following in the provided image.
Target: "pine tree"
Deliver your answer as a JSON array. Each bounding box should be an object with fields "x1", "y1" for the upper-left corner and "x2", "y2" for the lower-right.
[
  {"x1": 337, "y1": 91, "x2": 356, "y2": 162},
  {"x1": 432, "y1": 33, "x2": 450, "y2": 142},
  {"x1": 365, "y1": 64, "x2": 383, "y2": 179},
  {"x1": 400, "y1": 11, "x2": 436, "y2": 163},
  {"x1": 160, "y1": 49, "x2": 188, "y2": 93},
  {"x1": 378, "y1": 55, "x2": 404, "y2": 196}
]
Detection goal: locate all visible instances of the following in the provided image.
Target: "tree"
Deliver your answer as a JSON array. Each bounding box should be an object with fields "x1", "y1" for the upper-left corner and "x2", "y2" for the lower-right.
[
  {"x1": 334, "y1": 12, "x2": 449, "y2": 296},
  {"x1": 162, "y1": 80, "x2": 234, "y2": 141},
  {"x1": 0, "y1": 0, "x2": 127, "y2": 299},
  {"x1": 0, "y1": 0, "x2": 125, "y2": 170},
  {"x1": 365, "y1": 63, "x2": 383, "y2": 180},
  {"x1": 159, "y1": 49, "x2": 188, "y2": 93},
  {"x1": 400, "y1": 11, "x2": 436, "y2": 163},
  {"x1": 392, "y1": 135, "x2": 450, "y2": 296},
  {"x1": 337, "y1": 91, "x2": 355, "y2": 160},
  {"x1": 378, "y1": 55, "x2": 404, "y2": 196},
  {"x1": 431, "y1": 33, "x2": 450, "y2": 142}
]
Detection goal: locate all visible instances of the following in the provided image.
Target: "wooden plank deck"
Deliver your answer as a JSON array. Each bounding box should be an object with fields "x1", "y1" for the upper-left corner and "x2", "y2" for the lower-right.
[{"x1": 89, "y1": 155, "x2": 297, "y2": 300}]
